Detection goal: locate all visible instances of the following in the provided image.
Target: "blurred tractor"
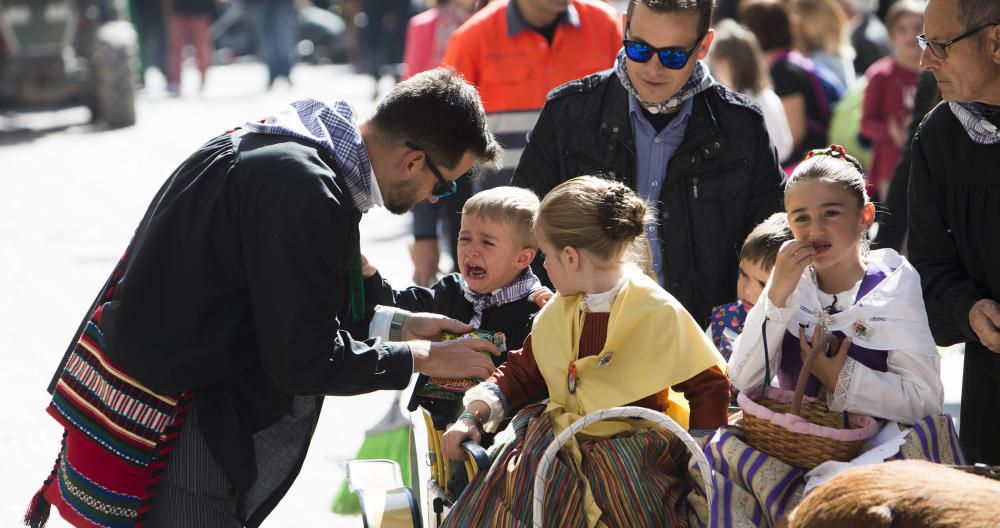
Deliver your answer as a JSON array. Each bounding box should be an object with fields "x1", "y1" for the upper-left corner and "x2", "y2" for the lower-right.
[{"x1": 0, "y1": 0, "x2": 138, "y2": 127}]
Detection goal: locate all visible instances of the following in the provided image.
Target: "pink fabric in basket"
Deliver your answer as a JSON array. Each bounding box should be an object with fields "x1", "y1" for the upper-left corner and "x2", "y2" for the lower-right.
[{"x1": 737, "y1": 387, "x2": 880, "y2": 442}]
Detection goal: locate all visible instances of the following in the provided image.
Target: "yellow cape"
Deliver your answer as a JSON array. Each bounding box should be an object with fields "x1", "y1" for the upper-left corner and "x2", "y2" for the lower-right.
[{"x1": 531, "y1": 272, "x2": 725, "y2": 526}]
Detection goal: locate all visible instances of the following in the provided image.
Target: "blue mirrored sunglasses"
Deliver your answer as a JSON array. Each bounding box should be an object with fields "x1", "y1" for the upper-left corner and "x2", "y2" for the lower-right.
[
  {"x1": 623, "y1": 36, "x2": 704, "y2": 70},
  {"x1": 405, "y1": 141, "x2": 461, "y2": 199}
]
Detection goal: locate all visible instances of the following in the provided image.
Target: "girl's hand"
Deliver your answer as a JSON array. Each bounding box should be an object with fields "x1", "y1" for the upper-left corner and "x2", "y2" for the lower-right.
[
  {"x1": 768, "y1": 240, "x2": 816, "y2": 308},
  {"x1": 441, "y1": 418, "x2": 482, "y2": 461},
  {"x1": 799, "y1": 326, "x2": 851, "y2": 388}
]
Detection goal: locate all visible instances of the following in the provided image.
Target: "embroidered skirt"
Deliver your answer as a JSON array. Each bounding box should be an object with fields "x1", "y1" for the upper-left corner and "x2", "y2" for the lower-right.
[
  {"x1": 441, "y1": 403, "x2": 691, "y2": 528},
  {"x1": 687, "y1": 415, "x2": 967, "y2": 527}
]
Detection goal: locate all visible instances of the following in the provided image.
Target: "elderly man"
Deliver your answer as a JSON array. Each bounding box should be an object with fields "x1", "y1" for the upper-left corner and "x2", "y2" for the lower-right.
[
  {"x1": 25, "y1": 68, "x2": 502, "y2": 528},
  {"x1": 513, "y1": 0, "x2": 784, "y2": 325},
  {"x1": 908, "y1": 0, "x2": 1000, "y2": 464}
]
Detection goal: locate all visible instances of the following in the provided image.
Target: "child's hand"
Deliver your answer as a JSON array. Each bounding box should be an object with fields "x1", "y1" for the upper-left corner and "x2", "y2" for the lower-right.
[
  {"x1": 798, "y1": 326, "x2": 851, "y2": 388},
  {"x1": 529, "y1": 287, "x2": 554, "y2": 307},
  {"x1": 360, "y1": 254, "x2": 377, "y2": 278},
  {"x1": 768, "y1": 240, "x2": 816, "y2": 308},
  {"x1": 441, "y1": 417, "x2": 482, "y2": 461}
]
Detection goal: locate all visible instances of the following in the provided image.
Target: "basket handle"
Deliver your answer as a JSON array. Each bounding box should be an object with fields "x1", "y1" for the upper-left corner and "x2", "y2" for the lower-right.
[
  {"x1": 530, "y1": 406, "x2": 713, "y2": 527},
  {"x1": 790, "y1": 332, "x2": 838, "y2": 416}
]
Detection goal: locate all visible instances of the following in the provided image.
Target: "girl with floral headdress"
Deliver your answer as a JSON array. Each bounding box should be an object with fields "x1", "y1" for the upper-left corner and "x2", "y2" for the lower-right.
[{"x1": 699, "y1": 146, "x2": 961, "y2": 527}]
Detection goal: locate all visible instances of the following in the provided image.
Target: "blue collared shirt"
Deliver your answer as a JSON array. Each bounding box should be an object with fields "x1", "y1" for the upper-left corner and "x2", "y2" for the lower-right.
[{"x1": 627, "y1": 94, "x2": 694, "y2": 285}]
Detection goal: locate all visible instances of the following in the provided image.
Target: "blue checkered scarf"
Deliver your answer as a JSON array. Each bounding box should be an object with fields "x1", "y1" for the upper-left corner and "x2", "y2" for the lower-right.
[
  {"x1": 245, "y1": 99, "x2": 376, "y2": 211},
  {"x1": 461, "y1": 268, "x2": 541, "y2": 327},
  {"x1": 950, "y1": 102, "x2": 1000, "y2": 145}
]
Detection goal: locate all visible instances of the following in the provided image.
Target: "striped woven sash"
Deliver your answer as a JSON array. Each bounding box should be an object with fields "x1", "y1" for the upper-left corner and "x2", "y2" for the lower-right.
[{"x1": 26, "y1": 249, "x2": 193, "y2": 528}]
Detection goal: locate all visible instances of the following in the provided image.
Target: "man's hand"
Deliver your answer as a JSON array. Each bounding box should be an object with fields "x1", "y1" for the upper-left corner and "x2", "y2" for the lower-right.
[
  {"x1": 409, "y1": 338, "x2": 498, "y2": 380},
  {"x1": 969, "y1": 299, "x2": 1000, "y2": 353},
  {"x1": 411, "y1": 239, "x2": 440, "y2": 287},
  {"x1": 401, "y1": 312, "x2": 474, "y2": 341},
  {"x1": 768, "y1": 240, "x2": 816, "y2": 308}
]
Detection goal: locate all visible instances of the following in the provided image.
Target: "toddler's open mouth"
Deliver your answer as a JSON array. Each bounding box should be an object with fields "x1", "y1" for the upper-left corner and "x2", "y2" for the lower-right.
[{"x1": 465, "y1": 265, "x2": 487, "y2": 279}]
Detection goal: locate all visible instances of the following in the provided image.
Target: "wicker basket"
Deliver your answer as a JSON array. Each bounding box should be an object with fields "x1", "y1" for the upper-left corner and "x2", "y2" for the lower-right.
[{"x1": 739, "y1": 333, "x2": 879, "y2": 469}]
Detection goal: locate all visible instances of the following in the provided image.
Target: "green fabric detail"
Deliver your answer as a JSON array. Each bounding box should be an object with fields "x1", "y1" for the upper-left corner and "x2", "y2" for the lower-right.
[{"x1": 349, "y1": 250, "x2": 365, "y2": 325}]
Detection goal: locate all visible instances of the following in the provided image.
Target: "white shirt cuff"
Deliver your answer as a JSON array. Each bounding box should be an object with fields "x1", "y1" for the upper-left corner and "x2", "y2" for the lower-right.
[{"x1": 463, "y1": 382, "x2": 506, "y2": 433}]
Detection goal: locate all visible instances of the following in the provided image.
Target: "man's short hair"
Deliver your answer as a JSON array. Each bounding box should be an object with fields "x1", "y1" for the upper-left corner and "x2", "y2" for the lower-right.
[
  {"x1": 956, "y1": 0, "x2": 1000, "y2": 36},
  {"x1": 371, "y1": 68, "x2": 502, "y2": 170},
  {"x1": 462, "y1": 187, "x2": 540, "y2": 249},
  {"x1": 626, "y1": 0, "x2": 716, "y2": 38},
  {"x1": 740, "y1": 212, "x2": 792, "y2": 271}
]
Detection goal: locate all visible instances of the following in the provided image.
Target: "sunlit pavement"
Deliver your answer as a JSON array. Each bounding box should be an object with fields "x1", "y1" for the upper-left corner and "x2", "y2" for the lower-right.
[{"x1": 0, "y1": 60, "x2": 964, "y2": 527}]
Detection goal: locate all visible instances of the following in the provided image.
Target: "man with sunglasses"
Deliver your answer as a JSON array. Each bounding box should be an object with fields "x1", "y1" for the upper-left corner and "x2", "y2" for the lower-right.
[
  {"x1": 25, "y1": 68, "x2": 506, "y2": 527},
  {"x1": 907, "y1": 0, "x2": 1000, "y2": 465},
  {"x1": 513, "y1": 0, "x2": 784, "y2": 326}
]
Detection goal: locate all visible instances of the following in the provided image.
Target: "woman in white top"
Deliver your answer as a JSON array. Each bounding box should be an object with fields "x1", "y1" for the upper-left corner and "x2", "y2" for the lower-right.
[{"x1": 708, "y1": 19, "x2": 795, "y2": 163}]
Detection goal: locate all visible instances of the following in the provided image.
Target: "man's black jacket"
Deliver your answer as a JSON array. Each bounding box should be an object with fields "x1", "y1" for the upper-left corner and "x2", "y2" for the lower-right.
[{"x1": 512, "y1": 69, "x2": 784, "y2": 324}]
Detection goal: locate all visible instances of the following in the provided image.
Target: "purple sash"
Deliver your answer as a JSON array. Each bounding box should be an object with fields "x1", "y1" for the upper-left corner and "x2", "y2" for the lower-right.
[{"x1": 777, "y1": 261, "x2": 893, "y2": 397}]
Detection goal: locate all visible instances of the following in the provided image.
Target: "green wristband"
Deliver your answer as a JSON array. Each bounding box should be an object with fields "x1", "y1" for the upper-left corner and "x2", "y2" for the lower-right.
[
  {"x1": 389, "y1": 311, "x2": 406, "y2": 341},
  {"x1": 458, "y1": 410, "x2": 483, "y2": 427}
]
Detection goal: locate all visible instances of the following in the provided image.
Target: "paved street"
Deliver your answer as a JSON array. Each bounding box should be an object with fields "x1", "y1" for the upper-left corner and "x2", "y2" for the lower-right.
[{"x1": 0, "y1": 61, "x2": 965, "y2": 527}]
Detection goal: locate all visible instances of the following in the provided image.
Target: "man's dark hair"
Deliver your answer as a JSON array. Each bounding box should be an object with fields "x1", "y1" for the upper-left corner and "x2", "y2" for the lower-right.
[
  {"x1": 740, "y1": 212, "x2": 792, "y2": 270},
  {"x1": 740, "y1": 0, "x2": 792, "y2": 52},
  {"x1": 626, "y1": 0, "x2": 716, "y2": 39},
  {"x1": 371, "y1": 68, "x2": 501, "y2": 170}
]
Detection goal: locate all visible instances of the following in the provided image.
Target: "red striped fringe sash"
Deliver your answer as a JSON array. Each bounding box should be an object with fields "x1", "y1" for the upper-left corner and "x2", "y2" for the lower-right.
[{"x1": 25, "y1": 248, "x2": 193, "y2": 528}]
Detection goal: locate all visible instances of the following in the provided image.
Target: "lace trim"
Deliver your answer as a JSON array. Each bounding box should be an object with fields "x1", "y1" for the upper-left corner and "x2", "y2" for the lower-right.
[
  {"x1": 826, "y1": 357, "x2": 857, "y2": 412},
  {"x1": 763, "y1": 292, "x2": 794, "y2": 322},
  {"x1": 462, "y1": 382, "x2": 507, "y2": 433}
]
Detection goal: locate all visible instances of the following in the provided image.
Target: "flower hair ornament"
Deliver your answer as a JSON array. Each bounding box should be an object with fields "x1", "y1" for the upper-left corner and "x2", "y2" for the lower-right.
[{"x1": 804, "y1": 144, "x2": 865, "y2": 176}]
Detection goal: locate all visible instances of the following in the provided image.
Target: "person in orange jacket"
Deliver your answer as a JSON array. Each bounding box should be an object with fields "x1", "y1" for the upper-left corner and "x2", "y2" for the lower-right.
[{"x1": 408, "y1": 0, "x2": 622, "y2": 287}]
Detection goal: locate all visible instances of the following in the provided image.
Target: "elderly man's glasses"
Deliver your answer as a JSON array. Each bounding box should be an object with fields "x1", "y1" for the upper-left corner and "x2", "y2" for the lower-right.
[
  {"x1": 623, "y1": 35, "x2": 705, "y2": 70},
  {"x1": 917, "y1": 22, "x2": 999, "y2": 60},
  {"x1": 405, "y1": 142, "x2": 460, "y2": 199}
]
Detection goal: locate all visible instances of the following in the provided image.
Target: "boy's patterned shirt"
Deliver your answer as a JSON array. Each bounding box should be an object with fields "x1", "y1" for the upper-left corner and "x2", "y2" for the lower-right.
[{"x1": 709, "y1": 301, "x2": 747, "y2": 360}]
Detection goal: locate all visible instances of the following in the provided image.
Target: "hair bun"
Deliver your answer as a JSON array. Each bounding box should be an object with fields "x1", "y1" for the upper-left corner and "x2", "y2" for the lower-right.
[{"x1": 598, "y1": 183, "x2": 646, "y2": 241}]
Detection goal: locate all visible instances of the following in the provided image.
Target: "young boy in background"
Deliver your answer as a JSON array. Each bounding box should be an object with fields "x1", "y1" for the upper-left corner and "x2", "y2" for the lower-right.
[{"x1": 708, "y1": 212, "x2": 793, "y2": 360}]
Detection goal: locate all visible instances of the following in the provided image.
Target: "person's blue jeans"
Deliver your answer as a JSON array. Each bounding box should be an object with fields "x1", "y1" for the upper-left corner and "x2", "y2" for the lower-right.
[{"x1": 246, "y1": 0, "x2": 297, "y2": 84}]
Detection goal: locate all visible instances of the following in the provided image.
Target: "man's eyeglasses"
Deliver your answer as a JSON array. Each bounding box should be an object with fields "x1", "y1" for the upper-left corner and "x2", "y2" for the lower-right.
[
  {"x1": 405, "y1": 142, "x2": 459, "y2": 199},
  {"x1": 917, "y1": 22, "x2": 999, "y2": 60},
  {"x1": 623, "y1": 35, "x2": 704, "y2": 70}
]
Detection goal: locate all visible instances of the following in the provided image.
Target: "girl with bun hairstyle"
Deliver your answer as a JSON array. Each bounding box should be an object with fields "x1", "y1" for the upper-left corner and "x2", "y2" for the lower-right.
[{"x1": 440, "y1": 176, "x2": 729, "y2": 527}]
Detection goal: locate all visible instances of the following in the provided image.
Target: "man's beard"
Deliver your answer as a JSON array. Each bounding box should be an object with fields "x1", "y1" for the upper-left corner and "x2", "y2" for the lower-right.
[{"x1": 382, "y1": 181, "x2": 423, "y2": 215}]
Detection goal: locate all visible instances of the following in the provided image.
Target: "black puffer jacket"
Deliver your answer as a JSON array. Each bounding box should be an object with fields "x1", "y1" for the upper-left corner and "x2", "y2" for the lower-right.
[{"x1": 512, "y1": 69, "x2": 784, "y2": 325}]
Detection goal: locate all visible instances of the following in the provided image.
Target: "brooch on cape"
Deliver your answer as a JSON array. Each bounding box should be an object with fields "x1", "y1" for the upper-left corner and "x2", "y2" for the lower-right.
[
  {"x1": 852, "y1": 320, "x2": 873, "y2": 339},
  {"x1": 597, "y1": 352, "x2": 614, "y2": 368}
]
